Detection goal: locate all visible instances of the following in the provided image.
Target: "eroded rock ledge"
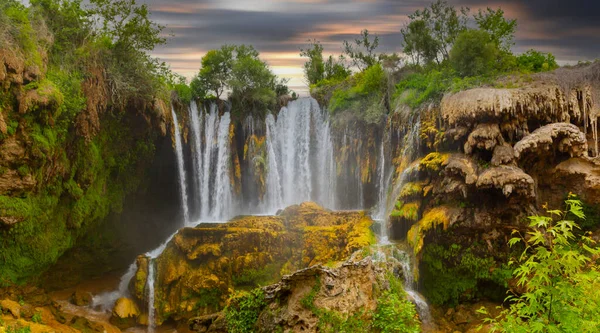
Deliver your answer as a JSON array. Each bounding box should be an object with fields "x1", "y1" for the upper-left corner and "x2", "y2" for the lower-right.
[{"x1": 129, "y1": 202, "x2": 375, "y2": 326}]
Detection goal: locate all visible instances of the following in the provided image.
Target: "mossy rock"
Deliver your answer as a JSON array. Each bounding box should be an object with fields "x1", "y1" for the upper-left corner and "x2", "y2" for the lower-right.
[{"x1": 136, "y1": 202, "x2": 376, "y2": 325}]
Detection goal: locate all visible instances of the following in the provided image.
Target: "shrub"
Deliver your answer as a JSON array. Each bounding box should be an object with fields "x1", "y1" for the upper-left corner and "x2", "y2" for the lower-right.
[
  {"x1": 516, "y1": 49, "x2": 559, "y2": 73},
  {"x1": 224, "y1": 289, "x2": 266, "y2": 333},
  {"x1": 482, "y1": 195, "x2": 600, "y2": 332},
  {"x1": 450, "y1": 29, "x2": 499, "y2": 77}
]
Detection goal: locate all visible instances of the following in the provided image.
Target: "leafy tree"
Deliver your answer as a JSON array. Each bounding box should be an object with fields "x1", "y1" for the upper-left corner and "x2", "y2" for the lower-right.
[
  {"x1": 481, "y1": 195, "x2": 600, "y2": 332},
  {"x1": 474, "y1": 7, "x2": 517, "y2": 52},
  {"x1": 196, "y1": 45, "x2": 235, "y2": 98},
  {"x1": 402, "y1": 19, "x2": 440, "y2": 66},
  {"x1": 516, "y1": 49, "x2": 559, "y2": 73},
  {"x1": 300, "y1": 39, "x2": 325, "y2": 85},
  {"x1": 89, "y1": 0, "x2": 165, "y2": 54},
  {"x1": 402, "y1": 0, "x2": 469, "y2": 64},
  {"x1": 30, "y1": 0, "x2": 90, "y2": 59},
  {"x1": 343, "y1": 29, "x2": 381, "y2": 71},
  {"x1": 450, "y1": 29, "x2": 499, "y2": 77}
]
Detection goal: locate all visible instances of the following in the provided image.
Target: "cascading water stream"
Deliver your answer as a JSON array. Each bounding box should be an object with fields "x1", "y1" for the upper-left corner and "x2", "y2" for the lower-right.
[
  {"x1": 172, "y1": 107, "x2": 190, "y2": 224},
  {"x1": 263, "y1": 98, "x2": 336, "y2": 211},
  {"x1": 211, "y1": 112, "x2": 234, "y2": 220},
  {"x1": 189, "y1": 101, "x2": 204, "y2": 222}
]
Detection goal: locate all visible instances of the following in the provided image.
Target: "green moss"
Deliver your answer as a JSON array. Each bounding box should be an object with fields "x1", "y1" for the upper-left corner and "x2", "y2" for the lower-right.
[
  {"x1": 373, "y1": 274, "x2": 420, "y2": 333},
  {"x1": 0, "y1": 114, "x2": 156, "y2": 285},
  {"x1": 421, "y1": 243, "x2": 512, "y2": 306},
  {"x1": 390, "y1": 201, "x2": 419, "y2": 222},
  {"x1": 194, "y1": 288, "x2": 222, "y2": 310},
  {"x1": 224, "y1": 288, "x2": 266, "y2": 333},
  {"x1": 233, "y1": 262, "x2": 283, "y2": 289}
]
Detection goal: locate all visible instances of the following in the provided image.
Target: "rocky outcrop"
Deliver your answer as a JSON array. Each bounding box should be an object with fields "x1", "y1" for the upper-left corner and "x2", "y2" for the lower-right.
[
  {"x1": 514, "y1": 122, "x2": 588, "y2": 161},
  {"x1": 189, "y1": 247, "x2": 421, "y2": 333},
  {"x1": 476, "y1": 166, "x2": 535, "y2": 198},
  {"x1": 133, "y1": 202, "x2": 375, "y2": 325}
]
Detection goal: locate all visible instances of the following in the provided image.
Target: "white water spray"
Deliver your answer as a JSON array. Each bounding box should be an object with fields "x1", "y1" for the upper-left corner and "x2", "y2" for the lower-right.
[
  {"x1": 263, "y1": 98, "x2": 336, "y2": 211},
  {"x1": 172, "y1": 107, "x2": 190, "y2": 224}
]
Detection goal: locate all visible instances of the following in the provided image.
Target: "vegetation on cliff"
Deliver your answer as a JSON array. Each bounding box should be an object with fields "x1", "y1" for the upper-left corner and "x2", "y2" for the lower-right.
[
  {"x1": 0, "y1": 0, "x2": 178, "y2": 285},
  {"x1": 190, "y1": 44, "x2": 292, "y2": 118}
]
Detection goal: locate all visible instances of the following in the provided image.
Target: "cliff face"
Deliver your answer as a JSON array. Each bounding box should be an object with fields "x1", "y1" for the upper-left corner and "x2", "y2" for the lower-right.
[
  {"x1": 385, "y1": 63, "x2": 600, "y2": 305},
  {"x1": 0, "y1": 25, "x2": 176, "y2": 286}
]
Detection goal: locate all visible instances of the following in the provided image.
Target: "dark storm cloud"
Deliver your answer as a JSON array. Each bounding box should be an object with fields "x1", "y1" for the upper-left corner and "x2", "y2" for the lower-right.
[{"x1": 143, "y1": 0, "x2": 600, "y2": 92}]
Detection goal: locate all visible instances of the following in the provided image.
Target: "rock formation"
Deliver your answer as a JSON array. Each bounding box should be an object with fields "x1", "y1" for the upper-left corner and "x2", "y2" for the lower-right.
[{"x1": 131, "y1": 202, "x2": 375, "y2": 325}]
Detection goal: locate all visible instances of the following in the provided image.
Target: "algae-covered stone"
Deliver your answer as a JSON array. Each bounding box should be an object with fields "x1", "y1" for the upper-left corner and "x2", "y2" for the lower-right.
[
  {"x1": 0, "y1": 299, "x2": 21, "y2": 318},
  {"x1": 133, "y1": 202, "x2": 375, "y2": 325},
  {"x1": 110, "y1": 297, "x2": 140, "y2": 330}
]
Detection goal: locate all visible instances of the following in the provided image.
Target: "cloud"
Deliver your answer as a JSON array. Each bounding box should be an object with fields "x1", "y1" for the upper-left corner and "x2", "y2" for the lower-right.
[{"x1": 142, "y1": 0, "x2": 600, "y2": 94}]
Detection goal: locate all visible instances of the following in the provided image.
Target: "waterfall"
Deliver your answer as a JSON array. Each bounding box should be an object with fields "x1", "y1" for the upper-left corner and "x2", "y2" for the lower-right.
[
  {"x1": 395, "y1": 249, "x2": 432, "y2": 324},
  {"x1": 200, "y1": 104, "x2": 219, "y2": 220},
  {"x1": 211, "y1": 112, "x2": 234, "y2": 220},
  {"x1": 263, "y1": 98, "x2": 336, "y2": 211},
  {"x1": 172, "y1": 107, "x2": 190, "y2": 224},
  {"x1": 189, "y1": 101, "x2": 204, "y2": 223},
  {"x1": 264, "y1": 114, "x2": 283, "y2": 212},
  {"x1": 147, "y1": 260, "x2": 156, "y2": 333}
]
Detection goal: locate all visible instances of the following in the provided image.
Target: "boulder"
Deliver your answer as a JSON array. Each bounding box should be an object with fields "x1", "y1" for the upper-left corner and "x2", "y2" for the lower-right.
[
  {"x1": 0, "y1": 299, "x2": 21, "y2": 318},
  {"x1": 110, "y1": 297, "x2": 140, "y2": 330},
  {"x1": 136, "y1": 202, "x2": 375, "y2": 325},
  {"x1": 464, "y1": 123, "x2": 504, "y2": 155}
]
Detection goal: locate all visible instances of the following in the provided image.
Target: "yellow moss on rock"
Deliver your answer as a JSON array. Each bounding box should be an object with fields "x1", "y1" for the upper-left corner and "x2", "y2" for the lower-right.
[
  {"x1": 139, "y1": 202, "x2": 375, "y2": 324},
  {"x1": 399, "y1": 182, "x2": 424, "y2": 199},
  {"x1": 408, "y1": 206, "x2": 453, "y2": 254},
  {"x1": 419, "y1": 152, "x2": 450, "y2": 172}
]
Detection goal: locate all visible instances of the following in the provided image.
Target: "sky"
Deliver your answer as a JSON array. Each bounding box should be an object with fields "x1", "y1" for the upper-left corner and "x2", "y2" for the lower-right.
[{"x1": 140, "y1": 0, "x2": 600, "y2": 95}]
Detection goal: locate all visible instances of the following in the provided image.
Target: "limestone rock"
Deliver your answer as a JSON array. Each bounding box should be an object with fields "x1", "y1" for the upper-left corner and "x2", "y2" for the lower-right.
[
  {"x1": 444, "y1": 154, "x2": 478, "y2": 185},
  {"x1": 514, "y1": 122, "x2": 588, "y2": 161},
  {"x1": 441, "y1": 86, "x2": 571, "y2": 126},
  {"x1": 464, "y1": 123, "x2": 504, "y2": 155},
  {"x1": 552, "y1": 158, "x2": 600, "y2": 205},
  {"x1": 0, "y1": 299, "x2": 21, "y2": 318},
  {"x1": 138, "y1": 202, "x2": 375, "y2": 325},
  {"x1": 491, "y1": 144, "x2": 515, "y2": 166},
  {"x1": 476, "y1": 166, "x2": 535, "y2": 198},
  {"x1": 110, "y1": 297, "x2": 140, "y2": 330},
  {"x1": 189, "y1": 255, "x2": 406, "y2": 333}
]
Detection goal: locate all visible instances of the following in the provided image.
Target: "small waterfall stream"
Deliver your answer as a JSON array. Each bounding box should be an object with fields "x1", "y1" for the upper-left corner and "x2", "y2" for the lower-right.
[{"x1": 172, "y1": 107, "x2": 190, "y2": 224}]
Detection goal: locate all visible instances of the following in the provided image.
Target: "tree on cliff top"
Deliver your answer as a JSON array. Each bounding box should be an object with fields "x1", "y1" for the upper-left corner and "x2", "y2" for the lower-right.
[
  {"x1": 300, "y1": 39, "x2": 350, "y2": 86},
  {"x1": 191, "y1": 45, "x2": 290, "y2": 115}
]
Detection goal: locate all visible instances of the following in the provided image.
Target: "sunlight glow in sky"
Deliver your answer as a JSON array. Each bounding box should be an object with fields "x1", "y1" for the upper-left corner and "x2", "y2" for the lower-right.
[{"x1": 140, "y1": 0, "x2": 600, "y2": 95}]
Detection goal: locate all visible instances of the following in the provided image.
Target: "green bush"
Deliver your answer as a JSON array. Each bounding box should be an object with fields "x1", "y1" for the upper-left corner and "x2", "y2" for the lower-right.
[
  {"x1": 450, "y1": 29, "x2": 500, "y2": 77},
  {"x1": 421, "y1": 242, "x2": 512, "y2": 305},
  {"x1": 482, "y1": 195, "x2": 600, "y2": 332},
  {"x1": 516, "y1": 49, "x2": 559, "y2": 73},
  {"x1": 327, "y1": 64, "x2": 387, "y2": 123},
  {"x1": 373, "y1": 274, "x2": 420, "y2": 333},
  {"x1": 224, "y1": 288, "x2": 266, "y2": 333}
]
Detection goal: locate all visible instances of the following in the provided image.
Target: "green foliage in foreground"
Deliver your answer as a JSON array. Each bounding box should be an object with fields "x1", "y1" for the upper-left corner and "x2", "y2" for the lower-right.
[
  {"x1": 481, "y1": 196, "x2": 600, "y2": 332},
  {"x1": 223, "y1": 271, "x2": 420, "y2": 333},
  {"x1": 373, "y1": 274, "x2": 420, "y2": 333},
  {"x1": 224, "y1": 289, "x2": 266, "y2": 333}
]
